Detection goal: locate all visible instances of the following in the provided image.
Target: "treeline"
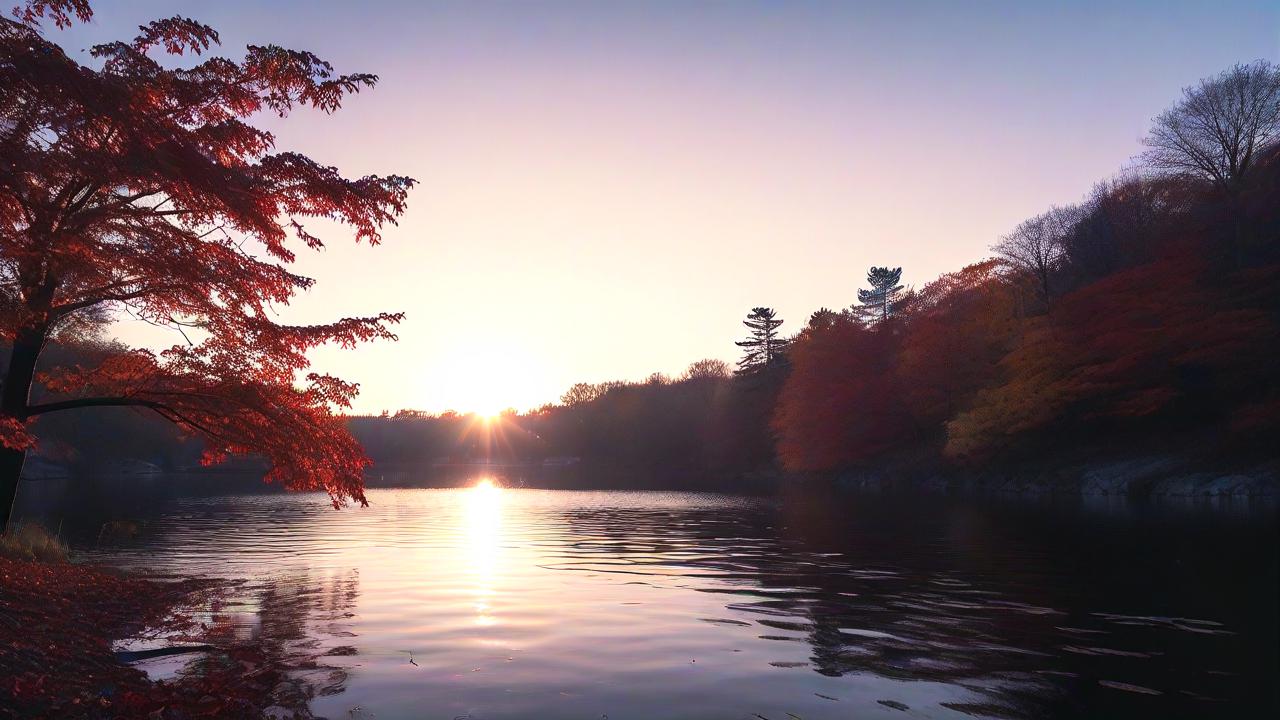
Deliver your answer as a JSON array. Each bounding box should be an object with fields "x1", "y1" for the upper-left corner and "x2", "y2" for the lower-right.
[
  {"x1": 18, "y1": 62, "x2": 1280, "y2": 488},
  {"x1": 774, "y1": 62, "x2": 1280, "y2": 474},
  {"x1": 473, "y1": 60, "x2": 1279, "y2": 484},
  {"x1": 345, "y1": 359, "x2": 782, "y2": 488}
]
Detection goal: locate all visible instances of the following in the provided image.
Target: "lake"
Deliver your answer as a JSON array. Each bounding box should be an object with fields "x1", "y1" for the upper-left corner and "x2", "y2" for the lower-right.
[{"x1": 14, "y1": 475, "x2": 1278, "y2": 719}]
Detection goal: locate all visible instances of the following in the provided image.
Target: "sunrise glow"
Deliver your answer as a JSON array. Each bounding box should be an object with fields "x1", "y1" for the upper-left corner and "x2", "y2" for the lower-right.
[
  {"x1": 77, "y1": 3, "x2": 1273, "y2": 416},
  {"x1": 5, "y1": 3, "x2": 1274, "y2": 718},
  {"x1": 465, "y1": 476, "x2": 504, "y2": 627}
]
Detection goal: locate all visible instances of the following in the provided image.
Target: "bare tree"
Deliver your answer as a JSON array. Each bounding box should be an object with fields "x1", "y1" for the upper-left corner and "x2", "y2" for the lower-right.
[
  {"x1": 561, "y1": 380, "x2": 630, "y2": 405},
  {"x1": 1143, "y1": 61, "x2": 1280, "y2": 195},
  {"x1": 683, "y1": 358, "x2": 730, "y2": 380},
  {"x1": 1064, "y1": 171, "x2": 1184, "y2": 280},
  {"x1": 560, "y1": 383, "x2": 600, "y2": 406},
  {"x1": 993, "y1": 205, "x2": 1079, "y2": 307}
]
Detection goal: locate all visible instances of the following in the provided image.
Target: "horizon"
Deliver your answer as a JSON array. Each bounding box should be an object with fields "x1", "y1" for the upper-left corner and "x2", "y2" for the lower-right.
[
  {"x1": 45, "y1": 0, "x2": 1279, "y2": 414},
  {"x1": 4, "y1": 3, "x2": 1279, "y2": 718}
]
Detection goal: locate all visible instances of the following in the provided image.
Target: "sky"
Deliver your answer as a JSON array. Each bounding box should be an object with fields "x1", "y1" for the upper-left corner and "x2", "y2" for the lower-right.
[{"x1": 47, "y1": 1, "x2": 1279, "y2": 414}]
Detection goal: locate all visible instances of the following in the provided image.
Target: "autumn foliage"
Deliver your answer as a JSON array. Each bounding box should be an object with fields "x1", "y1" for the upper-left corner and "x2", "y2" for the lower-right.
[
  {"x1": 774, "y1": 67, "x2": 1280, "y2": 474},
  {"x1": 0, "y1": 555, "x2": 203, "y2": 718},
  {"x1": 1, "y1": 0, "x2": 413, "y2": 522},
  {"x1": 773, "y1": 318, "x2": 911, "y2": 471},
  {"x1": 0, "y1": 553, "x2": 350, "y2": 719},
  {"x1": 943, "y1": 257, "x2": 1279, "y2": 460}
]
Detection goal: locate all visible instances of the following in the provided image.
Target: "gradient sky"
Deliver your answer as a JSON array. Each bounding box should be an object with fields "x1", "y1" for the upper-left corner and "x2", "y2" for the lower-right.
[{"x1": 49, "y1": 1, "x2": 1279, "y2": 414}]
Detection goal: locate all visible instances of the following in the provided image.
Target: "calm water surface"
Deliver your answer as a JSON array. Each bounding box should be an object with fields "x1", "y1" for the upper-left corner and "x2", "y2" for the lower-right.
[{"x1": 19, "y1": 477, "x2": 1279, "y2": 719}]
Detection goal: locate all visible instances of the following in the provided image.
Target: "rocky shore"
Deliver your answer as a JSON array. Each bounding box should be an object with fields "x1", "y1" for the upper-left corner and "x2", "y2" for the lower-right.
[{"x1": 833, "y1": 454, "x2": 1279, "y2": 500}]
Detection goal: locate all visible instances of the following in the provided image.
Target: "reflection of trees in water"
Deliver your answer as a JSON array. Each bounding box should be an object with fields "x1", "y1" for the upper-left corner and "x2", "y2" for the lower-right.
[
  {"x1": 200, "y1": 568, "x2": 361, "y2": 714},
  {"x1": 714, "y1": 576, "x2": 1062, "y2": 718},
  {"x1": 551, "y1": 500, "x2": 1064, "y2": 718}
]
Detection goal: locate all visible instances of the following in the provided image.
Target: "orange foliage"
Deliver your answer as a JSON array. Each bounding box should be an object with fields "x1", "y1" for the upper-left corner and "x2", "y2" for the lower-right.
[
  {"x1": 946, "y1": 257, "x2": 1280, "y2": 459},
  {"x1": 0, "y1": 556, "x2": 327, "y2": 719},
  {"x1": 1, "y1": 1, "x2": 414, "y2": 506},
  {"x1": 896, "y1": 260, "x2": 1020, "y2": 429},
  {"x1": 773, "y1": 318, "x2": 912, "y2": 471},
  {"x1": 776, "y1": 250, "x2": 1279, "y2": 471}
]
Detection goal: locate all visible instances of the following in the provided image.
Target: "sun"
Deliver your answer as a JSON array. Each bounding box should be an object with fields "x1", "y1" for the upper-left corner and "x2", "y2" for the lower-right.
[
  {"x1": 422, "y1": 342, "x2": 546, "y2": 419},
  {"x1": 456, "y1": 380, "x2": 511, "y2": 420}
]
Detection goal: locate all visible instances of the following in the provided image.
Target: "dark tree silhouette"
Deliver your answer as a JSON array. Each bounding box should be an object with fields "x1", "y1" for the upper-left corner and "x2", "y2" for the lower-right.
[
  {"x1": 559, "y1": 380, "x2": 628, "y2": 406},
  {"x1": 735, "y1": 307, "x2": 787, "y2": 374},
  {"x1": 1144, "y1": 61, "x2": 1280, "y2": 196},
  {"x1": 682, "y1": 358, "x2": 729, "y2": 380},
  {"x1": 993, "y1": 207, "x2": 1077, "y2": 307},
  {"x1": 1061, "y1": 173, "x2": 1180, "y2": 284},
  {"x1": 855, "y1": 267, "x2": 904, "y2": 321},
  {"x1": 0, "y1": 1, "x2": 413, "y2": 529},
  {"x1": 560, "y1": 383, "x2": 602, "y2": 406},
  {"x1": 1143, "y1": 60, "x2": 1280, "y2": 263},
  {"x1": 807, "y1": 308, "x2": 840, "y2": 331}
]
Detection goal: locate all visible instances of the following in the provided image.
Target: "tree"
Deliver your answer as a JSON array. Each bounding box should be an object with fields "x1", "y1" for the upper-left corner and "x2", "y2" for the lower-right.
[
  {"x1": 854, "y1": 266, "x2": 904, "y2": 322},
  {"x1": 559, "y1": 380, "x2": 628, "y2": 406},
  {"x1": 1144, "y1": 61, "x2": 1280, "y2": 197},
  {"x1": 682, "y1": 358, "x2": 729, "y2": 380},
  {"x1": 896, "y1": 260, "x2": 1017, "y2": 429},
  {"x1": 0, "y1": 1, "x2": 414, "y2": 529},
  {"x1": 773, "y1": 319, "x2": 910, "y2": 471},
  {"x1": 1143, "y1": 61, "x2": 1280, "y2": 263},
  {"x1": 1061, "y1": 173, "x2": 1183, "y2": 284},
  {"x1": 945, "y1": 256, "x2": 1279, "y2": 460},
  {"x1": 560, "y1": 382, "x2": 601, "y2": 406},
  {"x1": 992, "y1": 206, "x2": 1077, "y2": 308},
  {"x1": 806, "y1": 307, "x2": 840, "y2": 331},
  {"x1": 734, "y1": 307, "x2": 787, "y2": 374}
]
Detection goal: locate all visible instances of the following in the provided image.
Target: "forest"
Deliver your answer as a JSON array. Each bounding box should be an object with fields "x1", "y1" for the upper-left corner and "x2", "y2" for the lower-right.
[
  {"x1": 4, "y1": 5, "x2": 1276, "y2": 719},
  {"x1": 16, "y1": 61, "x2": 1280, "y2": 492}
]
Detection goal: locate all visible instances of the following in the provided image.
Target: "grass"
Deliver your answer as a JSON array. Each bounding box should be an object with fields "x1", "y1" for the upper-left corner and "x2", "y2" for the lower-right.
[{"x1": 0, "y1": 520, "x2": 69, "y2": 563}]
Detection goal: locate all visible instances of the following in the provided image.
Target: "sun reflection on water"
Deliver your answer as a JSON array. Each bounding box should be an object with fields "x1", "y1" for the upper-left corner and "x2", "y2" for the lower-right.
[{"x1": 464, "y1": 477, "x2": 503, "y2": 627}]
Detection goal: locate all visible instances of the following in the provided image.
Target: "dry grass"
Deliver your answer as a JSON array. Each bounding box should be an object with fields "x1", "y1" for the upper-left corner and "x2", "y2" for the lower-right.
[{"x1": 0, "y1": 521, "x2": 69, "y2": 563}]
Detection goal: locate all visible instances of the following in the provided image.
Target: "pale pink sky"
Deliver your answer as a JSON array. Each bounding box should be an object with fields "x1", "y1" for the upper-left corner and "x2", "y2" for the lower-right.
[{"x1": 52, "y1": 1, "x2": 1278, "y2": 413}]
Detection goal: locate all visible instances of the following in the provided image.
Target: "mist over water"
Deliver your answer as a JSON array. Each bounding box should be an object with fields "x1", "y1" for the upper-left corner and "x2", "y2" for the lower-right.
[{"x1": 18, "y1": 477, "x2": 1278, "y2": 719}]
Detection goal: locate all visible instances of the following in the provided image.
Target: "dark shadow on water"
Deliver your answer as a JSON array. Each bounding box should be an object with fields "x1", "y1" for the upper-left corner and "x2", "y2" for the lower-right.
[{"x1": 544, "y1": 485, "x2": 1277, "y2": 718}]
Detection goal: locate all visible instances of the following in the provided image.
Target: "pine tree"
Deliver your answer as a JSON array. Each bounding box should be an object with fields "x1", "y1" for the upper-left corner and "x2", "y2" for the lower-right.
[
  {"x1": 735, "y1": 307, "x2": 788, "y2": 374},
  {"x1": 855, "y1": 266, "x2": 905, "y2": 322},
  {"x1": 807, "y1": 308, "x2": 840, "y2": 330}
]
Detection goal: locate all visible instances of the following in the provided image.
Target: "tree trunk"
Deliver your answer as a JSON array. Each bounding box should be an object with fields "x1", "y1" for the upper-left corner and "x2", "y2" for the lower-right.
[
  {"x1": 0, "y1": 326, "x2": 44, "y2": 533},
  {"x1": 1233, "y1": 210, "x2": 1245, "y2": 269},
  {"x1": 1226, "y1": 186, "x2": 1246, "y2": 269},
  {"x1": 0, "y1": 447, "x2": 26, "y2": 533}
]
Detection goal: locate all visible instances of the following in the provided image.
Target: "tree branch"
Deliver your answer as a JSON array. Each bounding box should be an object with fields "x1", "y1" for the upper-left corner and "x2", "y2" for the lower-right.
[
  {"x1": 26, "y1": 397, "x2": 169, "y2": 415},
  {"x1": 26, "y1": 396, "x2": 230, "y2": 442}
]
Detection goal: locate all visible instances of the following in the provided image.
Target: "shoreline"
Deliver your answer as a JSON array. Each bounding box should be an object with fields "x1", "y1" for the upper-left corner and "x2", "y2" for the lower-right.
[
  {"x1": 0, "y1": 556, "x2": 318, "y2": 720},
  {"x1": 827, "y1": 455, "x2": 1280, "y2": 501}
]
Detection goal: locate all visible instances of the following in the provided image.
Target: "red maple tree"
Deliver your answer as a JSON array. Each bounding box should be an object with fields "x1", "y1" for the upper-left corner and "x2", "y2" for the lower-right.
[
  {"x1": 773, "y1": 316, "x2": 913, "y2": 472},
  {"x1": 0, "y1": 1, "x2": 414, "y2": 528}
]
